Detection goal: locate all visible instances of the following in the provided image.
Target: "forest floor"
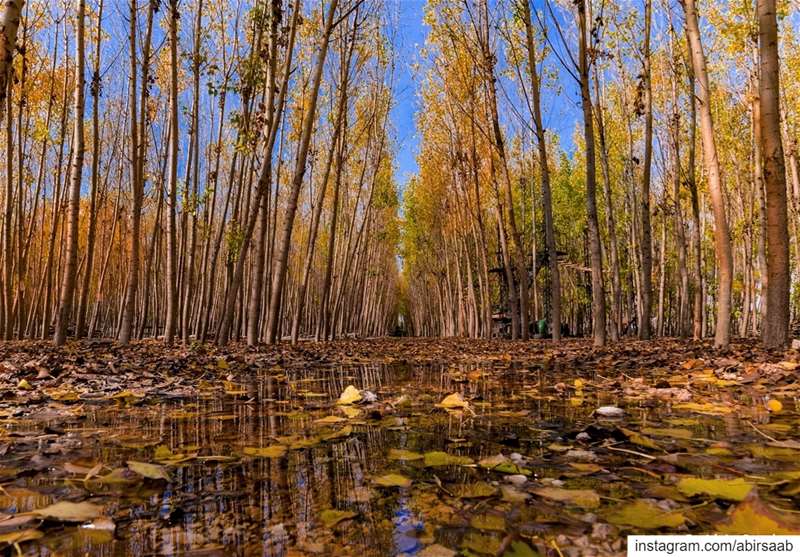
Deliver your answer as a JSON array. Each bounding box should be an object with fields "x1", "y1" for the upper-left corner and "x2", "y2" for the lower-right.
[{"x1": 0, "y1": 337, "x2": 798, "y2": 556}]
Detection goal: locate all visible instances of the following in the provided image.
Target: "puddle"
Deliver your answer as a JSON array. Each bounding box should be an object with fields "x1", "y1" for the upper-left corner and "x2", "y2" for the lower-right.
[{"x1": 1, "y1": 359, "x2": 798, "y2": 555}]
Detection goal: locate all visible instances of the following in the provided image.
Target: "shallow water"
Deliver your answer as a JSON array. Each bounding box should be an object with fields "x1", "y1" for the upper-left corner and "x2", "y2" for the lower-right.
[{"x1": 2, "y1": 358, "x2": 798, "y2": 556}]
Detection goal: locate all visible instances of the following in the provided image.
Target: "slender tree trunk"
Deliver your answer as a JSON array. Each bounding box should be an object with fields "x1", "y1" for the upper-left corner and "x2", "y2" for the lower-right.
[
  {"x1": 265, "y1": 0, "x2": 339, "y2": 344},
  {"x1": 578, "y1": 0, "x2": 606, "y2": 346},
  {"x1": 683, "y1": 0, "x2": 733, "y2": 348},
  {"x1": 521, "y1": 0, "x2": 560, "y2": 341},
  {"x1": 758, "y1": 0, "x2": 789, "y2": 348},
  {"x1": 0, "y1": 0, "x2": 24, "y2": 125},
  {"x1": 54, "y1": 0, "x2": 85, "y2": 346},
  {"x1": 639, "y1": 0, "x2": 653, "y2": 339},
  {"x1": 164, "y1": 0, "x2": 180, "y2": 345},
  {"x1": 119, "y1": 0, "x2": 153, "y2": 345},
  {"x1": 76, "y1": 0, "x2": 103, "y2": 337}
]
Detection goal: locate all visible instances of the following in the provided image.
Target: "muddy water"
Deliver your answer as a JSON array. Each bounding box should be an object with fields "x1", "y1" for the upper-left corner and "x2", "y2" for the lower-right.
[{"x1": 1, "y1": 360, "x2": 796, "y2": 556}]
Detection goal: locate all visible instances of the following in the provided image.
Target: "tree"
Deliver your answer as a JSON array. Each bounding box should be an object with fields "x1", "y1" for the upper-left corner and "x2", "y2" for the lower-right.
[
  {"x1": 264, "y1": 0, "x2": 340, "y2": 345},
  {"x1": 683, "y1": 0, "x2": 733, "y2": 349},
  {"x1": 520, "y1": 0, "x2": 560, "y2": 340},
  {"x1": 0, "y1": 0, "x2": 24, "y2": 124},
  {"x1": 638, "y1": 0, "x2": 653, "y2": 339},
  {"x1": 164, "y1": 0, "x2": 180, "y2": 345},
  {"x1": 54, "y1": 0, "x2": 86, "y2": 346},
  {"x1": 758, "y1": 0, "x2": 789, "y2": 348},
  {"x1": 578, "y1": 0, "x2": 606, "y2": 346}
]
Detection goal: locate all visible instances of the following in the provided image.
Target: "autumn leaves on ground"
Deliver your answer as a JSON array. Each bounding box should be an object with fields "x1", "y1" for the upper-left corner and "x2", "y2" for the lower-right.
[{"x1": 0, "y1": 337, "x2": 799, "y2": 555}]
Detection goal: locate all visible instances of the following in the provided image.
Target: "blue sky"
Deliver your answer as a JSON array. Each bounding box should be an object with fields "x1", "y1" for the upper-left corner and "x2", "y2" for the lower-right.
[
  {"x1": 389, "y1": 0, "x2": 428, "y2": 194},
  {"x1": 387, "y1": 0, "x2": 584, "y2": 198}
]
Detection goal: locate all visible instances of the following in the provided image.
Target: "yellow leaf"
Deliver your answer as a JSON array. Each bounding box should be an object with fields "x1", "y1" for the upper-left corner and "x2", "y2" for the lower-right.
[
  {"x1": 767, "y1": 399, "x2": 783, "y2": 413},
  {"x1": 437, "y1": 393, "x2": 469, "y2": 410},
  {"x1": 423, "y1": 451, "x2": 473, "y2": 467},
  {"x1": 17, "y1": 379, "x2": 32, "y2": 390},
  {"x1": 319, "y1": 509, "x2": 357, "y2": 528},
  {"x1": 388, "y1": 448, "x2": 423, "y2": 461},
  {"x1": 127, "y1": 461, "x2": 171, "y2": 481},
  {"x1": 243, "y1": 445, "x2": 287, "y2": 458},
  {"x1": 373, "y1": 473, "x2": 412, "y2": 488},
  {"x1": 676, "y1": 477, "x2": 754, "y2": 502},
  {"x1": 716, "y1": 494, "x2": 800, "y2": 534},
  {"x1": 531, "y1": 487, "x2": 600, "y2": 509},
  {"x1": 322, "y1": 425, "x2": 352, "y2": 441},
  {"x1": 32, "y1": 501, "x2": 104, "y2": 522},
  {"x1": 314, "y1": 415, "x2": 347, "y2": 425},
  {"x1": 620, "y1": 428, "x2": 661, "y2": 451},
  {"x1": 337, "y1": 385, "x2": 362, "y2": 405},
  {"x1": 606, "y1": 499, "x2": 685, "y2": 529}
]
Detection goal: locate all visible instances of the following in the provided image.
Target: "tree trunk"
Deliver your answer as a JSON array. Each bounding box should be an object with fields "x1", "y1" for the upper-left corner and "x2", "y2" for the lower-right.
[
  {"x1": 683, "y1": 0, "x2": 733, "y2": 349},
  {"x1": 0, "y1": 0, "x2": 24, "y2": 125},
  {"x1": 54, "y1": 0, "x2": 85, "y2": 346},
  {"x1": 164, "y1": 0, "x2": 180, "y2": 345},
  {"x1": 76, "y1": 0, "x2": 103, "y2": 338},
  {"x1": 521, "y1": 0, "x2": 561, "y2": 341},
  {"x1": 578, "y1": 0, "x2": 606, "y2": 346},
  {"x1": 638, "y1": 0, "x2": 653, "y2": 339},
  {"x1": 264, "y1": 0, "x2": 339, "y2": 344},
  {"x1": 758, "y1": 0, "x2": 789, "y2": 348}
]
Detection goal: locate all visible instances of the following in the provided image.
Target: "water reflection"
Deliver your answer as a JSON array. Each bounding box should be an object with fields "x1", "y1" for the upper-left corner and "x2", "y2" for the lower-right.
[{"x1": 2, "y1": 360, "x2": 794, "y2": 555}]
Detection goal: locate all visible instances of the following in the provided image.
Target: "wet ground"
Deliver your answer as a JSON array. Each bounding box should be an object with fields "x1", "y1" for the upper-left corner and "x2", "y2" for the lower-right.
[{"x1": 0, "y1": 338, "x2": 798, "y2": 556}]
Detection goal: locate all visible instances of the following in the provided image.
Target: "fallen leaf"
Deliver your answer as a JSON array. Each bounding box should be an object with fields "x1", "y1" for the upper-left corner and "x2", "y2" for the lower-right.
[
  {"x1": 531, "y1": 487, "x2": 600, "y2": 509},
  {"x1": 388, "y1": 448, "x2": 423, "y2": 461},
  {"x1": 337, "y1": 385, "x2": 362, "y2": 405},
  {"x1": 716, "y1": 493, "x2": 800, "y2": 534},
  {"x1": 243, "y1": 445, "x2": 287, "y2": 458},
  {"x1": 424, "y1": 451, "x2": 473, "y2": 467},
  {"x1": 606, "y1": 499, "x2": 685, "y2": 529},
  {"x1": 319, "y1": 509, "x2": 357, "y2": 528},
  {"x1": 32, "y1": 501, "x2": 104, "y2": 522},
  {"x1": 373, "y1": 473, "x2": 412, "y2": 488},
  {"x1": 437, "y1": 393, "x2": 469, "y2": 410},
  {"x1": 127, "y1": 461, "x2": 172, "y2": 481},
  {"x1": 676, "y1": 477, "x2": 754, "y2": 502}
]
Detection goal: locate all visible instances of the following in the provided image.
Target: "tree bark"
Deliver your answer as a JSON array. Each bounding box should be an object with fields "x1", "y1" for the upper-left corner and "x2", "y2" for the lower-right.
[
  {"x1": 578, "y1": 0, "x2": 606, "y2": 346},
  {"x1": 638, "y1": 0, "x2": 653, "y2": 339},
  {"x1": 521, "y1": 0, "x2": 561, "y2": 341},
  {"x1": 758, "y1": 0, "x2": 789, "y2": 348},
  {"x1": 683, "y1": 0, "x2": 733, "y2": 348},
  {"x1": 54, "y1": 0, "x2": 85, "y2": 346},
  {"x1": 264, "y1": 0, "x2": 339, "y2": 344}
]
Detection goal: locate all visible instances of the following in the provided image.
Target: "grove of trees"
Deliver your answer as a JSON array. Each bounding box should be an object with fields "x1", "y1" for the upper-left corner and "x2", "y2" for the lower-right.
[
  {"x1": 402, "y1": 0, "x2": 800, "y2": 350},
  {"x1": 0, "y1": 0, "x2": 798, "y2": 350}
]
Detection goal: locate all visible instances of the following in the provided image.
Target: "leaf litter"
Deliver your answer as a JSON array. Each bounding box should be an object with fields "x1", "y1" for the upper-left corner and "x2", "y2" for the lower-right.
[{"x1": 0, "y1": 337, "x2": 797, "y2": 555}]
